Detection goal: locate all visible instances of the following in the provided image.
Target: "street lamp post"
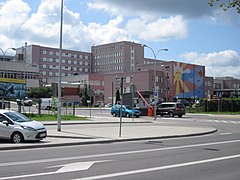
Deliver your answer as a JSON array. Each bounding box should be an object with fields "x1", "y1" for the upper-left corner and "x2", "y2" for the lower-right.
[
  {"x1": 57, "y1": 0, "x2": 64, "y2": 132},
  {"x1": 0, "y1": 47, "x2": 16, "y2": 109},
  {"x1": 131, "y1": 76, "x2": 134, "y2": 121},
  {"x1": 143, "y1": 45, "x2": 168, "y2": 120},
  {"x1": 0, "y1": 47, "x2": 16, "y2": 78}
]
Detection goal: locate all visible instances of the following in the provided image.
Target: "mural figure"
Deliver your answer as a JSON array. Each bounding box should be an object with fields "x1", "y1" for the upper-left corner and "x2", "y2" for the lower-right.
[{"x1": 173, "y1": 62, "x2": 204, "y2": 99}]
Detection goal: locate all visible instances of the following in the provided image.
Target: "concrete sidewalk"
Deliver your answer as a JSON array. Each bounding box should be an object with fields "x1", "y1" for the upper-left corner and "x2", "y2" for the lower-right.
[{"x1": 0, "y1": 116, "x2": 217, "y2": 150}]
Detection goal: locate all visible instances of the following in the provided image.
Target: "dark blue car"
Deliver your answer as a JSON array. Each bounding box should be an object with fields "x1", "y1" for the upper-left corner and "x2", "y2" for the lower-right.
[{"x1": 111, "y1": 105, "x2": 141, "y2": 118}]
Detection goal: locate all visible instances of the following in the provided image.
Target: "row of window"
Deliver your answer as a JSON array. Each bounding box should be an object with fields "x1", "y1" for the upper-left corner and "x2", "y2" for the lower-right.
[
  {"x1": 214, "y1": 83, "x2": 240, "y2": 89},
  {"x1": 40, "y1": 57, "x2": 90, "y2": 65},
  {"x1": 40, "y1": 50, "x2": 91, "y2": 60},
  {"x1": 93, "y1": 59, "x2": 123, "y2": 66},
  {"x1": 0, "y1": 71, "x2": 38, "y2": 79},
  {"x1": 40, "y1": 67, "x2": 89, "y2": 75},
  {"x1": 40, "y1": 70, "x2": 88, "y2": 77},
  {"x1": 93, "y1": 65, "x2": 123, "y2": 72},
  {"x1": 119, "y1": 86, "x2": 164, "y2": 94},
  {"x1": 94, "y1": 44, "x2": 124, "y2": 53},
  {"x1": 233, "y1": 84, "x2": 240, "y2": 89},
  {"x1": 94, "y1": 52, "x2": 123, "y2": 60},
  {"x1": 39, "y1": 64, "x2": 90, "y2": 70},
  {"x1": 205, "y1": 81, "x2": 212, "y2": 87},
  {"x1": 67, "y1": 80, "x2": 87, "y2": 84}
]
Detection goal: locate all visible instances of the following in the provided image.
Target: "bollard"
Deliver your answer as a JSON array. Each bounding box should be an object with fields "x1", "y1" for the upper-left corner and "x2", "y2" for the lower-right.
[
  {"x1": 73, "y1": 102, "x2": 75, "y2": 116},
  {"x1": 38, "y1": 98, "x2": 42, "y2": 115}
]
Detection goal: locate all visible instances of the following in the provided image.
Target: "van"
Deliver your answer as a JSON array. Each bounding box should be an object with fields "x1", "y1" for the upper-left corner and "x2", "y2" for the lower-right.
[{"x1": 37, "y1": 98, "x2": 58, "y2": 110}]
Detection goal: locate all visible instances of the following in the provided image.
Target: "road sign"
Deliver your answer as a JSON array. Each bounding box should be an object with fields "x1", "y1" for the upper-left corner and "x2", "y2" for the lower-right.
[{"x1": 168, "y1": 92, "x2": 172, "y2": 98}]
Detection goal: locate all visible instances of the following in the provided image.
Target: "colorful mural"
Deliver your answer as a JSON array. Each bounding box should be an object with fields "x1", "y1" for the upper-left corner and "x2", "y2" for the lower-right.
[{"x1": 172, "y1": 62, "x2": 204, "y2": 99}]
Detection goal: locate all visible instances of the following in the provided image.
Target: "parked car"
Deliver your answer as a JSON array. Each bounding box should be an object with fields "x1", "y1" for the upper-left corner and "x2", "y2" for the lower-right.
[
  {"x1": 177, "y1": 99, "x2": 190, "y2": 107},
  {"x1": 111, "y1": 104, "x2": 141, "y2": 118},
  {"x1": 105, "y1": 103, "x2": 112, "y2": 107},
  {"x1": 16, "y1": 98, "x2": 33, "y2": 106},
  {"x1": 156, "y1": 102, "x2": 186, "y2": 118},
  {"x1": 0, "y1": 110, "x2": 47, "y2": 143}
]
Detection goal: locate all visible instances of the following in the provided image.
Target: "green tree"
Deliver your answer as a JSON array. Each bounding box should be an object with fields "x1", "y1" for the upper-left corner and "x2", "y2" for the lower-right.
[
  {"x1": 115, "y1": 89, "x2": 121, "y2": 104},
  {"x1": 79, "y1": 84, "x2": 90, "y2": 106},
  {"x1": 208, "y1": 0, "x2": 240, "y2": 13},
  {"x1": 27, "y1": 86, "x2": 52, "y2": 98}
]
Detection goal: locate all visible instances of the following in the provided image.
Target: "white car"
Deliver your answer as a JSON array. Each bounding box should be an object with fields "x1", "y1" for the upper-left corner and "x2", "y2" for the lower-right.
[
  {"x1": 0, "y1": 110, "x2": 47, "y2": 143},
  {"x1": 16, "y1": 98, "x2": 33, "y2": 106}
]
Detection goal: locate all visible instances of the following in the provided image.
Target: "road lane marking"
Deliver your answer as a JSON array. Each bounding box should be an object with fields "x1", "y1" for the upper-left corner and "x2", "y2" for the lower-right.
[
  {"x1": 230, "y1": 121, "x2": 239, "y2": 124},
  {"x1": 73, "y1": 154, "x2": 240, "y2": 180},
  {"x1": 0, "y1": 139, "x2": 240, "y2": 168},
  {"x1": 219, "y1": 133, "x2": 232, "y2": 135}
]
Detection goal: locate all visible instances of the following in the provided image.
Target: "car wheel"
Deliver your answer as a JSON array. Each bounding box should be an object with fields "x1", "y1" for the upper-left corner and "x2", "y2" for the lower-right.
[
  {"x1": 113, "y1": 112, "x2": 117, "y2": 117},
  {"x1": 136, "y1": 115, "x2": 139, "y2": 118},
  {"x1": 169, "y1": 112, "x2": 174, "y2": 117},
  {"x1": 126, "y1": 113, "x2": 130, "y2": 118},
  {"x1": 11, "y1": 132, "x2": 24, "y2": 143},
  {"x1": 178, "y1": 115, "x2": 183, "y2": 118}
]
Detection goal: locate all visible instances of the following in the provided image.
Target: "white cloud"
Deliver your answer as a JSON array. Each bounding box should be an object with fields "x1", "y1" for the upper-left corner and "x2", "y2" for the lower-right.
[
  {"x1": 0, "y1": 0, "x2": 30, "y2": 30},
  {"x1": 87, "y1": 16, "x2": 132, "y2": 45},
  {"x1": 0, "y1": 0, "x2": 132, "y2": 51},
  {"x1": 89, "y1": 1, "x2": 190, "y2": 42},
  {"x1": 0, "y1": 0, "x2": 31, "y2": 49},
  {"x1": 126, "y1": 16, "x2": 188, "y2": 41},
  {"x1": 180, "y1": 50, "x2": 240, "y2": 78}
]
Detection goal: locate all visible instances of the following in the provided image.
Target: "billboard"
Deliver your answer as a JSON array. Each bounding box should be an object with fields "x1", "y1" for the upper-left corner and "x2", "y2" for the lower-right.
[{"x1": 0, "y1": 78, "x2": 26, "y2": 98}]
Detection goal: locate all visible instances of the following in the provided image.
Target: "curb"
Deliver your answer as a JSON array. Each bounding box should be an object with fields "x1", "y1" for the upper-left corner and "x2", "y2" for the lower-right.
[
  {"x1": 42, "y1": 121, "x2": 152, "y2": 126},
  {"x1": 0, "y1": 128, "x2": 217, "y2": 151}
]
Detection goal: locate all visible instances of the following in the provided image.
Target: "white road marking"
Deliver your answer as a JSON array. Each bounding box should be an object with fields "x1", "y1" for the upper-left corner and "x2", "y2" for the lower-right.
[
  {"x1": 53, "y1": 161, "x2": 96, "y2": 173},
  {"x1": 164, "y1": 118, "x2": 240, "y2": 125},
  {"x1": 1, "y1": 139, "x2": 240, "y2": 168},
  {"x1": 72, "y1": 154, "x2": 240, "y2": 180},
  {"x1": 0, "y1": 161, "x2": 105, "y2": 180},
  {"x1": 219, "y1": 133, "x2": 232, "y2": 135}
]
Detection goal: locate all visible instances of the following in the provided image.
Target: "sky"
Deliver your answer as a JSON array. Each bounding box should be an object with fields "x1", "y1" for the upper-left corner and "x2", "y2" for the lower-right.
[{"x1": 0, "y1": 0, "x2": 240, "y2": 78}]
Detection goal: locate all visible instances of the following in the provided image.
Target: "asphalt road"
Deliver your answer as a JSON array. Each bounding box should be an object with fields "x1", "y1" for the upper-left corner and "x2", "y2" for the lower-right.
[{"x1": 0, "y1": 113, "x2": 239, "y2": 180}]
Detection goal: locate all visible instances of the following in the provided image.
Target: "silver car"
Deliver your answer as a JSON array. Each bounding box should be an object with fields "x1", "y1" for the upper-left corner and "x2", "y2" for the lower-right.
[{"x1": 0, "y1": 110, "x2": 47, "y2": 143}]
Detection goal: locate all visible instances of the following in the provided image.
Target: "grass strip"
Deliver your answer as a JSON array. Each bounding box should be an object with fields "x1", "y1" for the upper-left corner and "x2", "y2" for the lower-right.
[{"x1": 23, "y1": 113, "x2": 87, "y2": 121}]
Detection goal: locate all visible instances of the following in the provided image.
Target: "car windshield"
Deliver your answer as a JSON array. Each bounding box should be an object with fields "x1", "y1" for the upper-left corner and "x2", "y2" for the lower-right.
[
  {"x1": 4, "y1": 112, "x2": 32, "y2": 123},
  {"x1": 125, "y1": 105, "x2": 131, "y2": 110}
]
